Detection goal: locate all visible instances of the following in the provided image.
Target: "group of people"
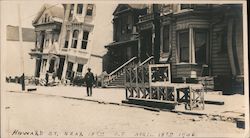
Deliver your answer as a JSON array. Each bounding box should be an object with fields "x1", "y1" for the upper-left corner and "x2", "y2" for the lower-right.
[{"x1": 45, "y1": 68, "x2": 95, "y2": 97}]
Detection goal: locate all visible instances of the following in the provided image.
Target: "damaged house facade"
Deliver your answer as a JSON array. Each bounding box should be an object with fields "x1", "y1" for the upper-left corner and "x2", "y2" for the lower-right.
[
  {"x1": 29, "y1": 4, "x2": 64, "y2": 79},
  {"x1": 30, "y1": 3, "x2": 113, "y2": 82},
  {"x1": 104, "y1": 4, "x2": 244, "y2": 93},
  {"x1": 58, "y1": 3, "x2": 96, "y2": 80}
]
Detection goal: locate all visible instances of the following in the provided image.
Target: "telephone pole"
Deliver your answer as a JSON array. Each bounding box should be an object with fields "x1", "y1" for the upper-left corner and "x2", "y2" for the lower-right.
[{"x1": 18, "y1": 4, "x2": 25, "y2": 91}]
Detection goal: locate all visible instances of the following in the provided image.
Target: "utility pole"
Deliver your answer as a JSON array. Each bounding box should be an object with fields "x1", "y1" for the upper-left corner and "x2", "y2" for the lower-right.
[{"x1": 18, "y1": 4, "x2": 25, "y2": 91}]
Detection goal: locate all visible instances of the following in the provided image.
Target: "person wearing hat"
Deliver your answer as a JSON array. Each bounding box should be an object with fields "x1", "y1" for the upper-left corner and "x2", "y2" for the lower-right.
[{"x1": 84, "y1": 68, "x2": 95, "y2": 96}]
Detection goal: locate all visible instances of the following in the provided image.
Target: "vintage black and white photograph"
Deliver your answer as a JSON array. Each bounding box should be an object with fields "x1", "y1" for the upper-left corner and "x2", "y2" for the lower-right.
[{"x1": 1, "y1": 0, "x2": 249, "y2": 137}]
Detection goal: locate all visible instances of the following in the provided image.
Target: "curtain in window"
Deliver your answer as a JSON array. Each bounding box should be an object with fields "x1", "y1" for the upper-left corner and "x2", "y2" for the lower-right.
[
  {"x1": 195, "y1": 30, "x2": 207, "y2": 64},
  {"x1": 179, "y1": 31, "x2": 189, "y2": 62}
]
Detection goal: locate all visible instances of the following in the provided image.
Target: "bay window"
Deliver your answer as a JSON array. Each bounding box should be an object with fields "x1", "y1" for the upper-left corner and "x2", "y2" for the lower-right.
[
  {"x1": 178, "y1": 30, "x2": 189, "y2": 62},
  {"x1": 177, "y1": 28, "x2": 208, "y2": 64},
  {"x1": 194, "y1": 29, "x2": 208, "y2": 64}
]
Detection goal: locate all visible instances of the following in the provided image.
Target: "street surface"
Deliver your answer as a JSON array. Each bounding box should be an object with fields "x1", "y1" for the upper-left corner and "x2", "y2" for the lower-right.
[{"x1": 3, "y1": 88, "x2": 246, "y2": 138}]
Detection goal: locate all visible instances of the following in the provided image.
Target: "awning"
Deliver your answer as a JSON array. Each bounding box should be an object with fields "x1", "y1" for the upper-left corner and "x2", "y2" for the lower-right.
[{"x1": 105, "y1": 39, "x2": 138, "y2": 48}]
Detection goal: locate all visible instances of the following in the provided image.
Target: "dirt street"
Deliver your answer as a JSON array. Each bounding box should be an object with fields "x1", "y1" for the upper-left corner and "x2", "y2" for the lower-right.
[{"x1": 3, "y1": 92, "x2": 245, "y2": 138}]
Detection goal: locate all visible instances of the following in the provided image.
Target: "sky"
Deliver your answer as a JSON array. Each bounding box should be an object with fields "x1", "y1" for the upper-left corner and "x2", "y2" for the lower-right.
[
  {"x1": 1, "y1": 1, "x2": 116, "y2": 76},
  {"x1": 1, "y1": 1, "x2": 59, "y2": 28}
]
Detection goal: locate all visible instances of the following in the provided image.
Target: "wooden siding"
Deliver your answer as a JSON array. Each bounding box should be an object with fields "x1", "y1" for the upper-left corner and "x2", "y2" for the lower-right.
[
  {"x1": 171, "y1": 23, "x2": 177, "y2": 78},
  {"x1": 175, "y1": 64, "x2": 202, "y2": 78},
  {"x1": 210, "y1": 23, "x2": 231, "y2": 76}
]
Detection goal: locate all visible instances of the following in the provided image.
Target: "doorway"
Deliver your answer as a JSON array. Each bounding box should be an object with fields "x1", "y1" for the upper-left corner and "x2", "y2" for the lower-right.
[{"x1": 57, "y1": 57, "x2": 65, "y2": 80}]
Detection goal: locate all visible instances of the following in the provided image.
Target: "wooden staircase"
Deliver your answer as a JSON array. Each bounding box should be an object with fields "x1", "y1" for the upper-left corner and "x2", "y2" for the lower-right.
[
  {"x1": 102, "y1": 57, "x2": 137, "y2": 87},
  {"x1": 102, "y1": 56, "x2": 154, "y2": 87},
  {"x1": 108, "y1": 73, "x2": 125, "y2": 87}
]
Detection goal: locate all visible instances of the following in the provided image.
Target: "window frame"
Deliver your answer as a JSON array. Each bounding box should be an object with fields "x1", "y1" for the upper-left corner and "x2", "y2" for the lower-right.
[
  {"x1": 76, "y1": 64, "x2": 84, "y2": 74},
  {"x1": 86, "y1": 4, "x2": 94, "y2": 16},
  {"x1": 81, "y1": 31, "x2": 89, "y2": 49},
  {"x1": 177, "y1": 29, "x2": 190, "y2": 63},
  {"x1": 69, "y1": 4, "x2": 74, "y2": 20},
  {"x1": 77, "y1": 4, "x2": 83, "y2": 14},
  {"x1": 193, "y1": 28, "x2": 209, "y2": 65},
  {"x1": 71, "y1": 30, "x2": 79, "y2": 48},
  {"x1": 177, "y1": 28, "x2": 209, "y2": 64}
]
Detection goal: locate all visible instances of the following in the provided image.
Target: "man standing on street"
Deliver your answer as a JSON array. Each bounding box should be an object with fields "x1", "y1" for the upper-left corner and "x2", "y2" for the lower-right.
[{"x1": 84, "y1": 68, "x2": 95, "y2": 96}]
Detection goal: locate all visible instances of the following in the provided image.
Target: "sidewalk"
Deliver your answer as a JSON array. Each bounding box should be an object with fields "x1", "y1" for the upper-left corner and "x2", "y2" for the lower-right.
[
  {"x1": 5, "y1": 83, "x2": 126, "y2": 104},
  {"x1": 5, "y1": 83, "x2": 245, "y2": 120}
]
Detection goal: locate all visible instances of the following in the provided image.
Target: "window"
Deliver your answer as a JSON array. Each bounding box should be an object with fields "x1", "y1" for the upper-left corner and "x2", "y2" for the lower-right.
[
  {"x1": 126, "y1": 15, "x2": 133, "y2": 33},
  {"x1": 81, "y1": 31, "x2": 89, "y2": 49},
  {"x1": 163, "y1": 25, "x2": 170, "y2": 53},
  {"x1": 86, "y1": 4, "x2": 94, "y2": 16},
  {"x1": 178, "y1": 31, "x2": 189, "y2": 62},
  {"x1": 69, "y1": 4, "x2": 74, "y2": 20},
  {"x1": 121, "y1": 15, "x2": 128, "y2": 34},
  {"x1": 77, "y1": 4, "x2": 83, "y2": 14},
  {"x1": 194, "y1": 29, "x2": 208, "y2": 64},
  {"x1": 45, "y1": 39, "x2": 49, "y2": 47},
  {"x1": 64, "y1": 30, "x2": 70, "y2": 48},
  {"x1": 77, "y1": 64, "x2": 83, "y2": 73},
  {"x1": 177, "y1": 29, "x2": 209, "y2": 64},
  {"x1": 44, "y1": 13, "x2": 48, "y2": 22},
  {"x1": 71, "y1": 30, "x2": 79, "y2": 48},
  {"x1": 76, "y1": 64, "x2": 83, "y2": 76}
]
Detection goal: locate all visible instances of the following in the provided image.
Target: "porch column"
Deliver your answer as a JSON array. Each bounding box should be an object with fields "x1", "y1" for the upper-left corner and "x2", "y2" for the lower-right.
[
  {"x1": 189, "y1": 27, "x2": 195, "y2": 64},
  {"x1": 46, "y1": 57, "x2": 50, "y2": 71},
  {"x1": 61, "y1": 57, "x2": 68, "y2": 79}
]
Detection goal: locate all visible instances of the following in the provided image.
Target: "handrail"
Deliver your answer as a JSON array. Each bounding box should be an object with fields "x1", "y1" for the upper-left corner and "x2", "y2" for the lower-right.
[
  {"x1": 138, "y1": 56, "x2": 154, "y2": 67},
  {"x1": 109, "y1": 57, "x2": 137, "y2": 76},
  {"x1": 102, "y1": 56, "x2": 137, "y2": 86}
]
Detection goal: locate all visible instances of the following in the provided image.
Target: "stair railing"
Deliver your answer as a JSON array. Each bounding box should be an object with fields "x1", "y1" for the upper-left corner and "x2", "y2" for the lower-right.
[
  {"x1": 134, "y1": 56, "x2": 154, "y2": 70},
  {"x1": 102, "y1": 57, "x2": 137, "y2": 86}
]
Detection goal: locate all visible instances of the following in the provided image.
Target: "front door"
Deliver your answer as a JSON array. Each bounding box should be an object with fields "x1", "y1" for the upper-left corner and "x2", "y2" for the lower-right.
[{"x1": 57, "y1": 57, "x2": 65, "y2": 80}]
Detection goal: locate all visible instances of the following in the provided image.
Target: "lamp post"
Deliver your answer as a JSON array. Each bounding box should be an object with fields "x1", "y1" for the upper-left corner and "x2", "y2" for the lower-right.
[{"x1": 18, "y1": 4, "x2": 25, "y2": 91}]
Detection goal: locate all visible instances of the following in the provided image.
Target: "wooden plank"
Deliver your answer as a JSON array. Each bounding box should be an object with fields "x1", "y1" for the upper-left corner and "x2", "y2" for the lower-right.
[
  {"x1": 204, "y1": 100, "x2": 224, "y2": 105},
  {"x1": 128, "y1": 97, "x2": 177, "y2": 104}
]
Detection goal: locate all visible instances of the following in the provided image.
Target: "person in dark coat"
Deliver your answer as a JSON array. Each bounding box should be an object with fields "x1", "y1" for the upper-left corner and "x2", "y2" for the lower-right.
[{"x1": 84, "y1": 68, "x2": 95, "y2": 96}]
